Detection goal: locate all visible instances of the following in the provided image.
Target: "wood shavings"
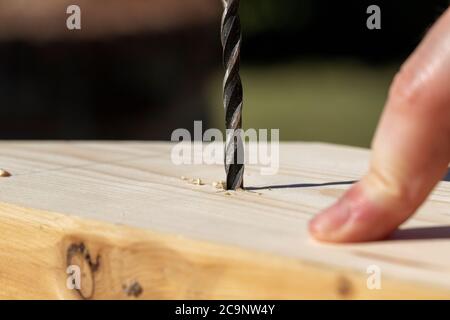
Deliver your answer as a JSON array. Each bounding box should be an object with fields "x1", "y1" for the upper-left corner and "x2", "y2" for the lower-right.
[
  {"x1": 181, "y1": 176, "x2": 204, "y2": 186},
  {"x1": 192, "y1": 178, "x2": 204, "y2": 186},
  {"x1": 212, "y1": 181, "x2": 226, "y2": 190},
  {"x1": 0, "y1": 169, "x2": 11, "y2": 177}
]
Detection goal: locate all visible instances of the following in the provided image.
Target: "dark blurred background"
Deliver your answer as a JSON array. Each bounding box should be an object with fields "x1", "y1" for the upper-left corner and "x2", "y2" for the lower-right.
[{"x1": 0, "y1": 0, "x2": 448, "y2": 146}]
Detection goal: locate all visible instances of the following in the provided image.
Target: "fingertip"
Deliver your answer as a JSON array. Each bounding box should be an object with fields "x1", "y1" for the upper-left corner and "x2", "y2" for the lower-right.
[
  {"x1": 309, "y1": 8, "x2": 450, "y2": 244},
  {"x1": 309, "y1": 181, "x2": 401, "y2": 243},
  {"x1": 309, "y1": 196, "x2": 351, "y2": 242}
]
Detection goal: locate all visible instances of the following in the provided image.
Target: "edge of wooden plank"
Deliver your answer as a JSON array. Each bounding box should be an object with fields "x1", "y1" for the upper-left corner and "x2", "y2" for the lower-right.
[{"x1": 0, "y1": 201, "x2": 449, "y2": 300}]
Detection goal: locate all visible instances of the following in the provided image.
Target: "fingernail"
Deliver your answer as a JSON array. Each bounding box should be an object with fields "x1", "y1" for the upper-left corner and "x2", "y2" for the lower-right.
[{"x1": 310, "y1": 197, "x2": 352, "y2": 237}]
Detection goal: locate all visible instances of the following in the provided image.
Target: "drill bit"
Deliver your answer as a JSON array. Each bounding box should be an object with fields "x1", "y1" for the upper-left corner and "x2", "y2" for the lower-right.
[{"x1": 221, "y1": 0, "x2": 244, "y2": 190}]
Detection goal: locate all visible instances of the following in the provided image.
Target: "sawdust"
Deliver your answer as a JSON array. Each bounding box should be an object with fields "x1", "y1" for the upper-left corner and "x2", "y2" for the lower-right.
[
  {"x1": 192, "y1": 178, "x2": 204, "y2": 186},
  {"x1": 212, "y1": 181, "x2": 226, "y2": 190},
  {"x1": 180, "y1": 177, "x2": 262, "y2": 196},
  {"x1": 181, "y1": 176, "x2": 204, "y2": 186},
  {"x1": 0, "y1": 169, "x2": 11, "y2": 177}
]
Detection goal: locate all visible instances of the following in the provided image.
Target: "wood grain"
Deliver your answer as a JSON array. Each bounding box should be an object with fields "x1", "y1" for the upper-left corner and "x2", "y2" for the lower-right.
[{"x1": 0, "y1": 141, "x2": 449, "y2": 299}]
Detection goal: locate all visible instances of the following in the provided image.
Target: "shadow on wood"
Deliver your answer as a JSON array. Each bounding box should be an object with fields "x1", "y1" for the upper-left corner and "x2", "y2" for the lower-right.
[
  {"x1": 389, "y1": 226, "x2": 450, "y2": 241},
  {"x1": 444, "y1": 168, "x2": 450, "y2": 182},
  {"x1": 246, "y1": 180, "x2": 357, "y2": 191}
]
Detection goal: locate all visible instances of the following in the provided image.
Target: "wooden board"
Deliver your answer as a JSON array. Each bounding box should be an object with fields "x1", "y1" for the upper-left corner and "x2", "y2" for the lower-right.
[{"x1": 0, "y1": 141, "x2": 449, "y2": 299}]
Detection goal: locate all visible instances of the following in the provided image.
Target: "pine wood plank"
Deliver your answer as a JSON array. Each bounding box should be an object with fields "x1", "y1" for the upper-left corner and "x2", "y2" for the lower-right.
[{"x1": 0, "y1": 141, "x2": 449, "y2": 299}]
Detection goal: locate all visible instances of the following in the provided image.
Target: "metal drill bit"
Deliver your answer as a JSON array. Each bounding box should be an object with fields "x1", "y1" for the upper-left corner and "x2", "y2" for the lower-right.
[{"x1": 221, "y1": 0, "x2": 244, "y2": 190}]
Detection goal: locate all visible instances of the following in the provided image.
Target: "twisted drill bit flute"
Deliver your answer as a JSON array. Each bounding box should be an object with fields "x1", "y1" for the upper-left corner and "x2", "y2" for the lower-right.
[{"x1": 221, "y1": 0, "x2": 244, "y2": 190}]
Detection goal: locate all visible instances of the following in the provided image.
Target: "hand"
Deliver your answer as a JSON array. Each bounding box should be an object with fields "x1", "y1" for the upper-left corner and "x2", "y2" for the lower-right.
[{"x1": 309, "y1": 8, "x2": 450, "y2": 243}]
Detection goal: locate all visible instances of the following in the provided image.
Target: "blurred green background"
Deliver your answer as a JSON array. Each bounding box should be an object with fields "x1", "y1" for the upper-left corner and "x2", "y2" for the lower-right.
[
  {"x1": 0, "y1": 0, "x2": 447, "y2": 146},
  {"x1": 207, "y1": 0, "x2": 446, "y2": 147},
  {"x1": 207, "y1": 61, "x2": 395, "y2": 148}
]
